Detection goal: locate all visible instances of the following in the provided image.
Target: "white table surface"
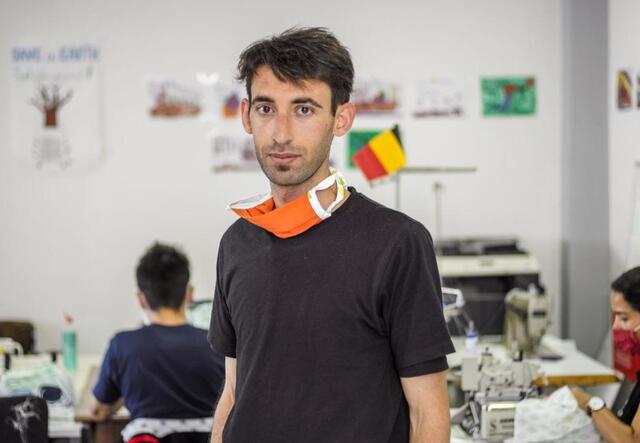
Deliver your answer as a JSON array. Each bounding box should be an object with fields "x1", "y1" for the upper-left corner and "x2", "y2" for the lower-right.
[{"x1": 447, "y1": 334, "x2": 618, "y2": 384}]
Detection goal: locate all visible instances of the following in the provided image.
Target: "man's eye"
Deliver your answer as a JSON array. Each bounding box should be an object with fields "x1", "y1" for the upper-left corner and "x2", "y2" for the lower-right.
[
  {"x1": 257, "y1": 105, "x2": 272, "y2": 114},
  {"x1": 297, "y1": 106, "x2": 313, "y2": 116}
]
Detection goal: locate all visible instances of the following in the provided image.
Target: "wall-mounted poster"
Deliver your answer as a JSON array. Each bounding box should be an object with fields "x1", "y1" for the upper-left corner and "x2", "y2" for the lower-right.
[
  {"x1": 413, "y1": 78, "x2": 465, "y2": 118},
  {"x1": 10, "y1": 43, "x2": 102, "y2": 172},
  {"x1": 148, "y1": 76, "x2": 204, "y2": 118},
  {"x1": 352, "y1": 79, "x2": 401, "y2": 116},
  {"x1": 211, "y1": 130, "x2": 259, "y2": 172},
  {"x1": 481, "y1": 77, "x2": 536, "y2": 116},
  {"x1": 215, "y1": 82, "x2": 243, "y2": 120},
  {"x1": 615, "y1": 69, "x2": 633, "y2": 110},
  {"x1": 637, "y1": 72, "x2": 640, "y2": 109}
]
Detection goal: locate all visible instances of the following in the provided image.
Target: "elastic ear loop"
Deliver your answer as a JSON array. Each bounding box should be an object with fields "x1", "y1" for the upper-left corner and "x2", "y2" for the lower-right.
[
  {"x1": 308, "y1": 171, "x2": 347, "y2": 220},
  {"x1": 325, "y1": 173, "x2": 347, "y2": 214}
]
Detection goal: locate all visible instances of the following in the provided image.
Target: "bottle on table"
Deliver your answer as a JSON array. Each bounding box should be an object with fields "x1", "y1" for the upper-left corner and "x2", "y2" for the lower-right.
[{"x1": 62, "y1": 312, "x2": 77, "y2": 371}]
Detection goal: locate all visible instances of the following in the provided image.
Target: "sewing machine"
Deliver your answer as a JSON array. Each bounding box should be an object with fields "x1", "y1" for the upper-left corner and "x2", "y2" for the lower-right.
[
  {"x1": 0, "y1": 337, "x2": 24, "y2": 374},
  {"x1": 503, "y1": 285, "x2": 550, "y2": 356},
  {"x1": 451, "y1": 349, "x2": 542, "y2": 440}
]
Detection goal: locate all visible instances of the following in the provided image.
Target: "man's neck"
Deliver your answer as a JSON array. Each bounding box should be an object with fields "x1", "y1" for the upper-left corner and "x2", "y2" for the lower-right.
[
  {"x1": 271, "y1": 167, "x2": 334, "y2": 208},
  {"x1": 147, "y1": 307, "x2": 187, "y2": 326}
]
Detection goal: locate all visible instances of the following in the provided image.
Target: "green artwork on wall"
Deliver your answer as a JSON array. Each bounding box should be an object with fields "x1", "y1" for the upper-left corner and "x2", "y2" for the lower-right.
[
  {"x1": 347, "y1": 129, "x2": 381, "y2": 169},
  {"x1": 481, "y1": 77, "x2": 536, "y2": 116}
]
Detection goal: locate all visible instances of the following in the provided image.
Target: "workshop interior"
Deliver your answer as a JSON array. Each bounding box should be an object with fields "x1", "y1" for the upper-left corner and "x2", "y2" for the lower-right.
[{"x1": 0, "y1": 0, "x2": 638, "y2": 442}]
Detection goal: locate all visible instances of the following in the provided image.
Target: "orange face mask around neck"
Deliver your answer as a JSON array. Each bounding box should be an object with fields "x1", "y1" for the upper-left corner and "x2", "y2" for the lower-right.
[{"x1": 227, "y1": 170, "x2": 347, "y2": 239}]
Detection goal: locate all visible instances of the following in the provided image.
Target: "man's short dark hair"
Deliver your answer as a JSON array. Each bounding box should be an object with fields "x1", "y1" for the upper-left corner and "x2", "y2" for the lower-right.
[
  {"x1": 136, "y1": 243, "x2": 190, "y2": 311},
  {"x1": 237, "y1": 27, "x2": 354, "y2": 114},
  {"x1": 612, "y1": 266, "x2": 640, "y2": 312}
]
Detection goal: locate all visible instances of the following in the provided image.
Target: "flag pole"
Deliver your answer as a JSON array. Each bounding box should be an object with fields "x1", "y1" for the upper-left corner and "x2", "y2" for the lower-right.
[{"x1": 394, "y1": 166, "x2": 478, "y2": 240}]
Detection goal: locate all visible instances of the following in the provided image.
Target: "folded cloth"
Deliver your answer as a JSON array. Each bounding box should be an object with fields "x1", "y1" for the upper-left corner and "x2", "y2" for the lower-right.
[{"x1": 512, "y1": 386, "x2": 602, "y2": 442}]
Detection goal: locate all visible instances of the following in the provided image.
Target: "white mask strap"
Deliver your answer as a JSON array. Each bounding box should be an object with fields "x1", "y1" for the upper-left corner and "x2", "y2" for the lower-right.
[{"x1": 308, "y1": 169, "x2": 347, "y2": 220}]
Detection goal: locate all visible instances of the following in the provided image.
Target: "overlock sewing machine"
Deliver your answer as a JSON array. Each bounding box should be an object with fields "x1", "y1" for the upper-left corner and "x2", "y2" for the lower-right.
[{"x1": 451, "y1": 349, "x2": 543, "y2": 440}]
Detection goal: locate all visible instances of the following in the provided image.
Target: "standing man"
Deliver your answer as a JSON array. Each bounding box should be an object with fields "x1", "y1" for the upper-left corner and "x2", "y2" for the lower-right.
[{"x1": 209, "y1": 28, "x2": 454, "y2": 443}]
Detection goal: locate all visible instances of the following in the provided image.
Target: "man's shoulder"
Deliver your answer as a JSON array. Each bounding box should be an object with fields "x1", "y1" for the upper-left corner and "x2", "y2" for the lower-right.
[
  {"x1": 348, "y1": 190, "x2": 431, "y2": 239},
  {"x1": 220, "y1": 217, "x2": 261, "y2": 246},
  {"x1": 109, "y1": 326, "x2": 147, "y2": 347}
]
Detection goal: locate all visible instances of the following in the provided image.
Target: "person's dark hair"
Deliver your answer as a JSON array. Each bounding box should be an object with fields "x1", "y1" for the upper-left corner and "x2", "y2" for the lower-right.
[
  {"x1": 237, "y1": 27, "x2": 354, "y2": 114},
  {"x1": 612, "y1": 266, "x2": 640, "y2": 312},
  {"x1": 136, "y1": 242, "x2": 190, "y2": 311}
]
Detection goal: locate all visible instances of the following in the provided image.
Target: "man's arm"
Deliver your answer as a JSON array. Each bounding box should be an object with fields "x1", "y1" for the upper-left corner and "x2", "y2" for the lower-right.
[
  {"x1": 400, "y1": 370, "x2": 450, "y2": 443},
  {"x1": 90, "y1": 396, "x2": 124, "y2": 421},
  {"x1": 211, "y1": 357, "x2": 237, "y2": 443}
]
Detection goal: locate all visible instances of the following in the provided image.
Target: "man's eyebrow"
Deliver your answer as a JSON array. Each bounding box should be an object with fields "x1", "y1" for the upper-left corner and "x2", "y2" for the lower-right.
[
  {"x1": 251, "y1": 95, "x2": 275, "y2": 104},
  {"x1": 251, "y1": 96, "x2": 324, "y2": 109},
  {"x1": 291, "y1": 97, "x2": 323, "y2": 109},
  {"x1": 613, "y1": 310, "x2": 629, "y2": 315}
]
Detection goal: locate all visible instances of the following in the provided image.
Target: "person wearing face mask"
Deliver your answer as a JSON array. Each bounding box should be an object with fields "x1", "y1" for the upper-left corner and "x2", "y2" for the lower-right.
[{"x1": 570, "y1": 266, "x2": 640, "y2": 441}]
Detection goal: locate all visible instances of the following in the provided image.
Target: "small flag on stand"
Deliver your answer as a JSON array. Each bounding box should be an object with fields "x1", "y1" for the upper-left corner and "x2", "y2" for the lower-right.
[{"x1": 351, "y1": 125, "x2": 406, "y2": 181}]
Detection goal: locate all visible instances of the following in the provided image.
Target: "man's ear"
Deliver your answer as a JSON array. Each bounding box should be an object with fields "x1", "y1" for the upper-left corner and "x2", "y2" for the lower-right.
[
  {"x1": 240, "y1": 98, "x2": 252, "y2": 134},
  {"x1": 185, "y1": 285, "x2": 194, "y2": 305},
  {"x1": 333, "y1": 102, "x2": 356, "y2": 137},
  {"x1": 136, "y1": 291, "x2": 148, "y2": 310}
]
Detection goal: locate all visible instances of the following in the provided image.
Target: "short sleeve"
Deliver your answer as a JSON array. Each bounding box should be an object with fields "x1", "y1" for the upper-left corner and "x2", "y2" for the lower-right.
[
  {"x1": 381, "y1": 223, "x2": 455, "y2": 377},
  {"x1": 208, "y1": 243, "x2": 237, "y2": 358},
  {"x1": 92, "y1": 338, "x2": 122, "y2": 404}
]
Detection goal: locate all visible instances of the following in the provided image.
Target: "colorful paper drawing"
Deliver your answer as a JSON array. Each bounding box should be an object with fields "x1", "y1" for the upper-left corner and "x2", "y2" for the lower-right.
[
  {"x1": 637, "y1": 73, "x2": 640, "y2": 109},
  {"x1": 10, "y1": 43, "x2": 102, "y2": 172},
  {"x1": 195, "y1": 73, "x2": 244, "y2": 121},
  {"x1": 211, "y1": 82, "x2": 244, "y2": 120},
  {"x1": 413, "y1": 78, "x2": 465, "y2": 118},
  {"x1": 617, "y1": 70, "x2": 632, "y2": 110},
  {"x1": 211, "y1": 132, "x2": 259, "y2": 172},
  {"x1": 347, "y1": 129, "x2": 382, "y2": 169},
  {"x1": 148, "y1": 77, "x2": 203, "y2": 118},
  {"x1": 481, "y1": 77, "x2": 536, "y2": 116},
  {"x1": 352, "y1": 79, "x2": 401, "y2": 115}
]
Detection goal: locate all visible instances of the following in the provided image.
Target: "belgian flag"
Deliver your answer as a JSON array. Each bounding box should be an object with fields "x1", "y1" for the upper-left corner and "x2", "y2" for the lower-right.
[{"x1": 352, "y1": 125, "x2": 406, "y2": 181}]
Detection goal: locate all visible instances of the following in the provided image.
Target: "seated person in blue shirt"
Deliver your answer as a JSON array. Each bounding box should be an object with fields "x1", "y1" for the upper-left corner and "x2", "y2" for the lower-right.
[{"x1": 91, "y1": 242, "x2": 225, "y2": 421}]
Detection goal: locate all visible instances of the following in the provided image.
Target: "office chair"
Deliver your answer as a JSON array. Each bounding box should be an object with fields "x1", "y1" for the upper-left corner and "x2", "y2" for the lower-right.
[{"x1": 0, "y1": 395, "x2": 48, "y2": 443}]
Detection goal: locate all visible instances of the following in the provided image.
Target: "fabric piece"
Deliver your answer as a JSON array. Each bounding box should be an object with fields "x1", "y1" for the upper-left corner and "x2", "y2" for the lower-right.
[
  {"x1": 0, "y1": 363, "x2": 74, "y2": 407},
  {"x1": 121, "y1": 417, "x2": 213, "y2": 441},
  {"x1": 0, "y1": 396, "x2": 48, "y2": 443},
  {"x1": 93, "y1": 324, "x2": 224, "y2": 419},
  {"x1": 209, "y1": 188, "x2": 455, "y2": 443},
  {"x1": 513, "y1": 386, "x2": 602, "y2": 442}
]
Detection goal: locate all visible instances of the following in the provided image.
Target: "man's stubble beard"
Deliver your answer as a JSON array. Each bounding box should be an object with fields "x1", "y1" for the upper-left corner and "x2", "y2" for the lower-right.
[{"x1": 255, "y1": 132, "x2": 334, "y2": 188}]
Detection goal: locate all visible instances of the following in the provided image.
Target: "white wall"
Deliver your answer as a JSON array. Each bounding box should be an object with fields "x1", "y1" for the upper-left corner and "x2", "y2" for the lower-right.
[
  {"x1": 609, "y1": 0, "x2": 640, "y2": 276},
  {"x1": 0, "y1": 0, "x2": 563, "y2": 353}
]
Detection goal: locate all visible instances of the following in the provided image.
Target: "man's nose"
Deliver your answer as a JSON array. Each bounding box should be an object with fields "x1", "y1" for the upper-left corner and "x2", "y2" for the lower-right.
[{"x1": 272, "y1": 113, "x2": 293, "y2": 146}]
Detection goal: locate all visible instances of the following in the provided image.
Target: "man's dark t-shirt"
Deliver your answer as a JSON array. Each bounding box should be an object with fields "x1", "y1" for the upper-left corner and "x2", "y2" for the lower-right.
[
  {"x1": 93, "y1": 324, "x2": 225, "y2": 419},
  {"x1": 209, "y1": 188, "x2": 455, "y2": 442}
]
